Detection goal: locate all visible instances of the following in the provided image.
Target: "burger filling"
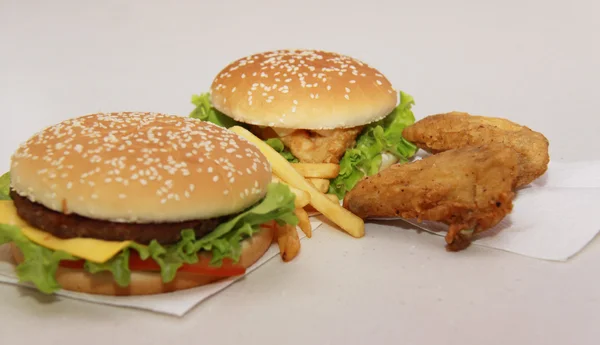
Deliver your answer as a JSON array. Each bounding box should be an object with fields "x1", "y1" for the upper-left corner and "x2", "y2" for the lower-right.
[
  {"x1": 0, "y1": 181, "x2": 298, "y2": 294},
  {"x1": 190, "y1": 91, "x2": 419, "y2": 199},
  {"x1": 250, "y1": 126, "x2": 364, "y2": 164}
]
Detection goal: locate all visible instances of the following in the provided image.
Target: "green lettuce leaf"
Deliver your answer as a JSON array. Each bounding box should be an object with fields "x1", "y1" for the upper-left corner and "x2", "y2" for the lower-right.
[
  {"x1": 85, "y1": 249, "x2": 132, "y2": 287},
  {"x1": 139, "y1": 182, "x2": 298, "y2": 282},
  {"x1": 192, "y1": 182, "x2": 298, "y2": 264},
  {"x1": 83, "y1": 242, "x2": 149, "y2": 287},
  {"x1": 146, "y1": 229, "x2": 200, "y2": 283},
  {"x1": 264, "y1": 138, "x2": 299, "y2": 163},
  {"x1": 189, "y1": 93, "x2": 240, "y2": 128},
  {"x1": 0, "y1": 182, "x2": 297, "y2": 294},
  {"x1": 0, "y1": 172, "x2": 10, "y2": 200},
  {"x1": 0, "y1": 224, "x2": 77, "y2": 293},
  {"x1": 329, "y1": 91, "x2": 418, "y2": 199}
]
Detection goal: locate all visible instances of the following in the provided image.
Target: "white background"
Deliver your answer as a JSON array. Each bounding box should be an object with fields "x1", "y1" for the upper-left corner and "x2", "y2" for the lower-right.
[{"x1": 1, "y1": 0, "x2": 599, "y2": 344}]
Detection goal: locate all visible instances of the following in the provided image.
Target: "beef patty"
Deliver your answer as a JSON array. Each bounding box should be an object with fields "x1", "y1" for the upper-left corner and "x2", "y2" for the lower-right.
[{"x1": 10, "y1": 190, "x2": 226, "y2": 244}]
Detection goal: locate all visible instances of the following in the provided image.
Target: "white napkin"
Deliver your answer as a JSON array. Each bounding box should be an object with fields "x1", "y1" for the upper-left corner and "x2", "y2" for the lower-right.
[
  {"x1": 400, "y1": 160, "x2": 600, "y2": 261},
  {"x1": 0, "y1": 220, "x2": 322, "y2": 316}
]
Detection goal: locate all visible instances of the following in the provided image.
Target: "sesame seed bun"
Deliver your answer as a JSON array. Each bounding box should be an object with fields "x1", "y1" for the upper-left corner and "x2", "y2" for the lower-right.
[
  {"x1": 9, "y1": 112, "x2": 272, "y2": 223},
  {"x1": 210, "y1": 49, "x2": 398, "y2": 129},
  {"x1": 9, "y1": 226, "x2": 274, "y2": 296}
]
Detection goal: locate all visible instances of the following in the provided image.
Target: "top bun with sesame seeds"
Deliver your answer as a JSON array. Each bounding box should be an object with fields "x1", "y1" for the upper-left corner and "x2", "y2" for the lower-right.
[
  {"x1": 209, "y1": 49, "x2": 398, "y2": 130},
  {"x1": 10, "y1": 112, "x2": 272, "y2": 223}
]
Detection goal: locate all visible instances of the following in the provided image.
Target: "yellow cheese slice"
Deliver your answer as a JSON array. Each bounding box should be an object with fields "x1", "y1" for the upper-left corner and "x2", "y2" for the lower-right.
[{"x1": 0, "y1": 201, "x2": 133, "y2": 263}]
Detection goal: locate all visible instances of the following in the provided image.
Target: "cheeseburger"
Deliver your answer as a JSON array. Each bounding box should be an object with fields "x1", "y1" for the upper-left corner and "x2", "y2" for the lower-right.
[
  {"x1": 0, "y1": 112, "x2": 297, "y2": 296},
  {"x1": 190, "y1": 49, "x2": 418, "y2": 198}
]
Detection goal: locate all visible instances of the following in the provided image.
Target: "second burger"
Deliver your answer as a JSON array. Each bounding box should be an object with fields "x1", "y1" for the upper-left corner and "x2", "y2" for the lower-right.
[{"x1": 190, "y1": 49, "x2": 418, "y2": 199}]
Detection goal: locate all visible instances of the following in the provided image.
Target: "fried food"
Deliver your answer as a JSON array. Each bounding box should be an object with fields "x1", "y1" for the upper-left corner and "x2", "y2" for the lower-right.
[
  {"x1": 249, "y1": 126, "x2": 362, "y2": 163},
  {"x1": 278, "y1": 127, "x2": 363, "y2": 164},
  {"x1": 295, "y1": 208, "x2": 312, "y2": 238},
  {"x1": 343, "y1": 144, "x2": 520, "y2": 250},
  {"x1": 291, "y1": 163, "x2": 341, "y2": 179},
  {"x1": 231, "y1": 126, "x2": 365, "y2": 238},
  {"x1": 402, "y1": 112, "x2": 549, "y2": 187},
  {"x1": 271, "y1": 176, "x2": 312, "y2": 208},
  {"x1": 274, "y1": 223, "x2": 301, "y2": 262},
  {"x1": 308, "y1": 178, "x2": 330, "y2": 193}
]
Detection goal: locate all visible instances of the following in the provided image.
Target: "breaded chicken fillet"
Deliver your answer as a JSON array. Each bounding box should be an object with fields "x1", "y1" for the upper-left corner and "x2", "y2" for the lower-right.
[
  {"x1": 402, "y1": 112, "x2": 549, "y2": 187},
  {"x1": 251, "y1": 126, "x2": 363, "y2": 163},
  {"x1": 343, "y1": 144, "x2": 520, "y2": 250}
]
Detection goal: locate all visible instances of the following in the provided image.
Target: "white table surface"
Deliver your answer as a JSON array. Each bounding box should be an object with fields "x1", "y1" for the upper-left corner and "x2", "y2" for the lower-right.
[{"x1": 1, "y1": 1, "x2": 599, "y2": 344}]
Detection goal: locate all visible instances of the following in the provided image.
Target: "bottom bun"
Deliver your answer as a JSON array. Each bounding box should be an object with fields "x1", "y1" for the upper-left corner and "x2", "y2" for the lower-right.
[{"x1": 10, "y1": 226, "x2": 274, "y2": 296}]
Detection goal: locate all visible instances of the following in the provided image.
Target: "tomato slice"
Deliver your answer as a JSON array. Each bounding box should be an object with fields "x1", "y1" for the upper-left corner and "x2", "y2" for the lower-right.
[
  {"x1": 180, "y1": 257, "x2": 246, "y2": 277},
  {"x1": 127, "y1": 251, "x2": 246, "y2": 277},
  {"x1": 59, "y1": 259, "x2": 85, "y2": 270},
  {"x1": 59, "y1": 253, "x2": 246, "y2": 277},
  {"x1": 127, "y1": 252, "x2": 160, "y2": 271}
]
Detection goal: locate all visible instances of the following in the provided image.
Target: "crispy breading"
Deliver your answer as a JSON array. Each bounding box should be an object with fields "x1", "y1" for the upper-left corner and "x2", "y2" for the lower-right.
[
  {"x1": 251, "y1": 125, "x2": 363, "y2": 164},
  {"x1": 343, "y1": 144, "x2": 519, "y2": 250},
  {"x1": 402, "y1": 112, "x2": 549, "y2": 187},
  {"x1": 279, "y1": 127, "x2": 363, "y2": 163}
]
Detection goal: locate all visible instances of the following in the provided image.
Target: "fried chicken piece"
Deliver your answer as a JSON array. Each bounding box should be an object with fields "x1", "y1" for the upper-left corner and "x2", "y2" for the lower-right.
[
  {"x1": 402, "y1": 112, "x2": 549, "y2": 188},
  {"x1": 250, "y1": 125, "x2": 363, "y2": 163},
  {"x1": 280, "y1": 127, "x2": 363, "y2": 163},
  {"x1": 343, "y1": 144, "x2": 519, "y2": 250}
]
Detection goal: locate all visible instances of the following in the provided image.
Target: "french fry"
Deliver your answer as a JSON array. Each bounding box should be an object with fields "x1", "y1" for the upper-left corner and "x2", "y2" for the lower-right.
[
  {"x1": 275, "y1": 223, "x2": 301, "y2": 262},
  {"x1": 304, "y1": 194, "x2": 340, "y2": 216},
  {"x1": 230, "y1": 126, "x2": 365, "y2": 238},
  {"x1": 293, "y1": 189, "x2": 311, "y2": 209},
  {"x1": 324, "y1": 193, "x2": 339, "y2": 203},
  {"x1": 295, "y1": 207, "x2": 312, "y2": 238},
  {"x1": 309, "y1": 178, "x2": 330, "y2": 193},
  {"x1": 291, "y1": 163, "x2": 340, "y2": 179},
  {"x1": 272, "y1": 176, "x2": 311, "y2": 208}
]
